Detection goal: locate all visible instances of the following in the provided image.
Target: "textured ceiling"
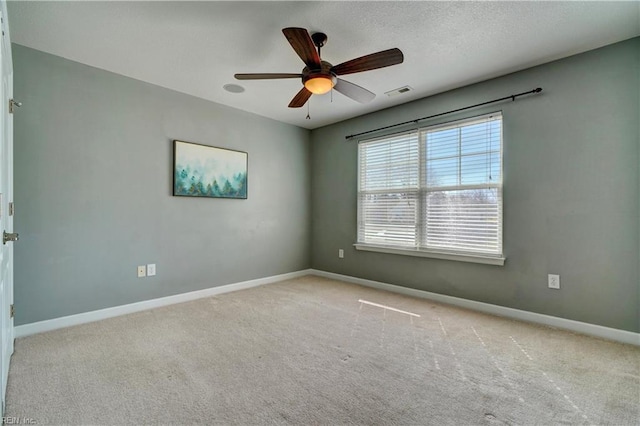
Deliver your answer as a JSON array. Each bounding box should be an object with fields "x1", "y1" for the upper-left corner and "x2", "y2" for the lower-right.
[{"x1": 7, "y1": 1, "x2": 640, "y2": 129}]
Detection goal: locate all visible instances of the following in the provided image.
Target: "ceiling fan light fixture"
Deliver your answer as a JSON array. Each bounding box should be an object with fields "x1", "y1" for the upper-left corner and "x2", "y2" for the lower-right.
[
  {"x1": 304, "y1": 75, "x2": 335, "y2": 95},
  {"x1": 236, "y1": 28, "x2": 403, "y2": 108}
]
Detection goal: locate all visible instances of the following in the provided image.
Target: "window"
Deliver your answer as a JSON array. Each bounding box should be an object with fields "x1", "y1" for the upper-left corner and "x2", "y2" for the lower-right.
[{"x1": 356, "y1": 113, "x2": 504, "y2": 265}]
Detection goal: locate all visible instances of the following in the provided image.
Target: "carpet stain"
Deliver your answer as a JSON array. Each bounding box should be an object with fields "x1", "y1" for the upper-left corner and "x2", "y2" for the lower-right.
[{"x1": 484, "y1": 412, "x2": 507, "y2": 424}]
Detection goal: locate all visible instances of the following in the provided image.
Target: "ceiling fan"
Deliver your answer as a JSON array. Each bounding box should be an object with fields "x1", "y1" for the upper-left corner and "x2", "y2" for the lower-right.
[{"x1": 234, "y1": 28, "x2": 404, "y2": 108}]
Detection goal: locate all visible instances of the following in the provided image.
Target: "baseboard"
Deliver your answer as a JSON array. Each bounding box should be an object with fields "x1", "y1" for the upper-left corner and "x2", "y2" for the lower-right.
[
  {"x1": 310, "y1": 269, "x2": 640, "y2": 346},
  {"x1": 16, "y1": 268, "x2": 639, "y2": 346},
  {"x1": 14, "y1": 269, "x2": 313, "y2": 338}
]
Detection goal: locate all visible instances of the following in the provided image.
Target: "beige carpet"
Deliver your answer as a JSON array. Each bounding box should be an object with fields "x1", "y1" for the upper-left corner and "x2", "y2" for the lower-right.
[{"x1": 6, "y1": 276, "x2": 640, "y2": 425}]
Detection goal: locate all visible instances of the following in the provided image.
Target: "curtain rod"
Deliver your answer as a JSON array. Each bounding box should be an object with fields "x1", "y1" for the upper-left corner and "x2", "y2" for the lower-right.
[{"x1": 345, "y1": 87, "x2": 542, "y2": 140}]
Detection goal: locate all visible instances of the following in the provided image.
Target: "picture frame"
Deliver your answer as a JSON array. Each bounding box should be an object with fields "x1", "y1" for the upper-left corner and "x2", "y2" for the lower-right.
[{"x1": 173, "y1": 140, "x2": 248, "y2": 199}]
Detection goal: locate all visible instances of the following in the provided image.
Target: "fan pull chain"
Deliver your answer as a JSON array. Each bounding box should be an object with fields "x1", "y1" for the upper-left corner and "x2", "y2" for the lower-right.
[{"x1": 306, "y1": 101, "x2": 310, "y2": 120}]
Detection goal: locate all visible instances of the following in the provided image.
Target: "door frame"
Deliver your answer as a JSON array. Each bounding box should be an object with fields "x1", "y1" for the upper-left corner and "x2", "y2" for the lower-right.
[{"x1": 0, "y1": 0, "x2": 14, "y2": 416}]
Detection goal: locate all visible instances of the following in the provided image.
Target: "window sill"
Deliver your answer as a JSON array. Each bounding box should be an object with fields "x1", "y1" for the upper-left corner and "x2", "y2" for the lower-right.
[{"x1": 353, "y1": 244, "x2": 505, "y2": 266}]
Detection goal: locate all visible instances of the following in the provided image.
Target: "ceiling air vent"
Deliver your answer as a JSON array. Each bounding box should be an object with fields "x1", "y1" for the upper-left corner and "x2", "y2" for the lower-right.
[
  {"x1": 385, "y1": 86, "x2": 413, "y2": 97},
  {"x1": 223, "y1": 84, "x2": 245, "y2": 93}
]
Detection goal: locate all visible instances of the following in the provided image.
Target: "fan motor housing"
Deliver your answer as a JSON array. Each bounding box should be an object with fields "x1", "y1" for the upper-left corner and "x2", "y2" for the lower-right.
[{"x1": 302, "y1": 60, "x2": 336, "y2": 83}]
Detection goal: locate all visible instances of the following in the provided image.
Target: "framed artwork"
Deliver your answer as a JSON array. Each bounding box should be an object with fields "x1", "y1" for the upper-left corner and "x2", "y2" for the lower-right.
[{"x1": 173, "y1": 140, "x2": 248, "y2": 199}]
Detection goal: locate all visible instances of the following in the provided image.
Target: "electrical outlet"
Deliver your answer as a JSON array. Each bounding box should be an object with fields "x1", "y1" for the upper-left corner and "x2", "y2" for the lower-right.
[
  {"x1": 137, "y1": 265, "x2": 146, "y2": 278},
  {"x1": 548, "y1": 274, "x2": 560, "y2": 289},
  {"x1": 147, "y1": 264, "x2": 156, "y2": 277},
  {"x1": 338, "y1": 249, "x2": 344, "y2": 259}
]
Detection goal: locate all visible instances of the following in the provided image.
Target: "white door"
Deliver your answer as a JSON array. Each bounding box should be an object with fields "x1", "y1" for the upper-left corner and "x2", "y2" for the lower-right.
[{"x1": 0, "y1": 0, "x2": 14, "y2": 416}]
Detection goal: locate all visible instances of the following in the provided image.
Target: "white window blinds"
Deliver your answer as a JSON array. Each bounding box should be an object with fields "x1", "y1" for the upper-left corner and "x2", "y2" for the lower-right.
[
  {"x1": 358, "y1": 132, "x2": 419, "y2": 247},
  {"x1": 357, "y1": 113, "x2": 503, "y2": 259}
]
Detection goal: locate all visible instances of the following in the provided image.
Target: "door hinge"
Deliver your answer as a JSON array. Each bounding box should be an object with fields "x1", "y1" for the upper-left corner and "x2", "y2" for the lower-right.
[
  {"x1": 10, "y1": 304, "x2": 14, "y2": 318},
  {"x1": 9, "y1": 99, "x2": 21, "y2": 114},
  {"x1": 8, "y1": 202, "x2": 13, "y2": 216}
]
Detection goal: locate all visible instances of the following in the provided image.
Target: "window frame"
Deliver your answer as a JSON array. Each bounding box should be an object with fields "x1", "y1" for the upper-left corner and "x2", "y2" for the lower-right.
[{"x1": 355, "y1": 112, "x2": 505, "y2": 266}]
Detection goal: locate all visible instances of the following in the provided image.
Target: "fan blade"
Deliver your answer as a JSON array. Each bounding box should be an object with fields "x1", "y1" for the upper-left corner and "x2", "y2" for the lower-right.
[
  {"x1": 288, "y1": 87, "x2": 312, "y2": 108},
  {"x1": 235, "y1": 73, "x2": 302, "y2": 80},
  {"x1": 331, "y1": 48, "x2": 404, "y2": 76},
  {"x1": 334, "y1": 79, "x2": 376, "y2": 104},
  {"x1": 282, "y1": 28, "x2": 321, "y2": 69}
]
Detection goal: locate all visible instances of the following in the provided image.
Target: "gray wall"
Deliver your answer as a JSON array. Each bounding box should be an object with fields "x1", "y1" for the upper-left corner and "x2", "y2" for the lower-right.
[
  {"x1": 310, "y1": 38, "x2": 640, "y2": 332},
  {"x1": 13, "y1": 44, "x2": 311, "y2": 325},
  {"x1": 13, "y1": 38, "x2": 640, "y2": 333}
]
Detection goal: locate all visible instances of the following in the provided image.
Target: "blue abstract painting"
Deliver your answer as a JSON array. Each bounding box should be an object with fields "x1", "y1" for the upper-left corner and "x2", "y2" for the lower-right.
[{"x1": 173, "y1": 140, "x2": 247, "y2": 199}]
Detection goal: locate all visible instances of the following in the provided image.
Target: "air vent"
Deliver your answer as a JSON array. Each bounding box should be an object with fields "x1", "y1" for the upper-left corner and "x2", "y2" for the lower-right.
[
  {"x1": 223, "y1": 84, "x2": 245, "y2": 94},
  {"x1": 385, "y1": 86, "x2": 413, "y2": 97}
]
